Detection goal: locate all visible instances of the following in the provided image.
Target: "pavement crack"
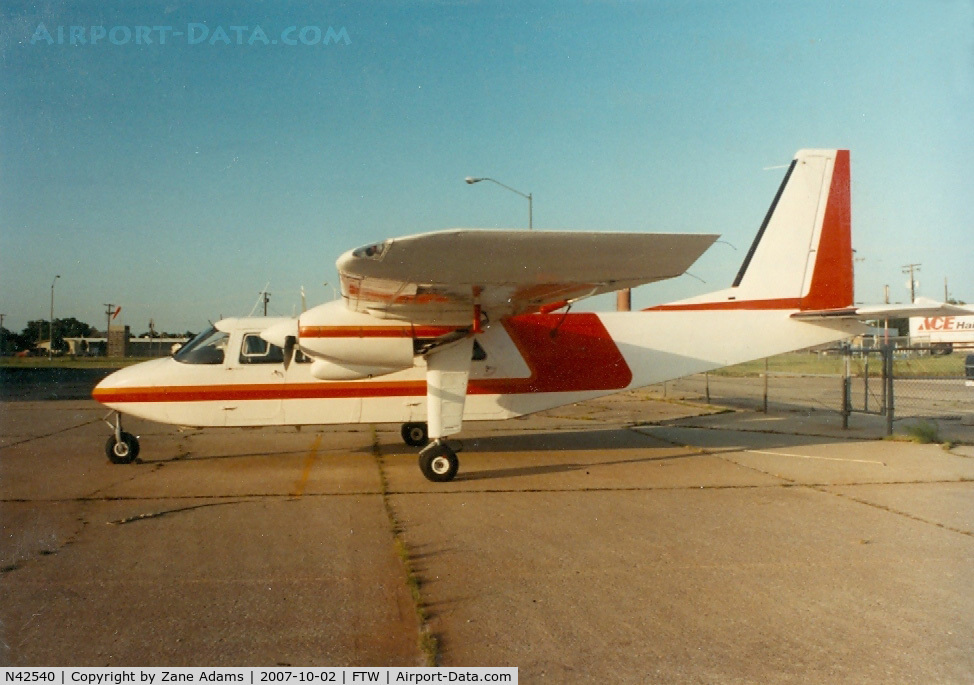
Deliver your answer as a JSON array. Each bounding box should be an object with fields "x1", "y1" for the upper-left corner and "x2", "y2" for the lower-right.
[
  {"x1": 2, "y1": 508, "x2": 91, "y2": 576},
  {"x1": 0, "y1": 417, "x2": 102, "y2": 450},
  {"x1": 644, "y1": 426, "x2": 974, "y2": 537},
  {"x1": 819, "y1": 488, "x2": 974, "y2": 538},
  {"x1": 107, "y1": 499, "x2": 255, "y2": 525},
  {"x1": 83, "y1": 462, "x2": 166, "y2": 500}
]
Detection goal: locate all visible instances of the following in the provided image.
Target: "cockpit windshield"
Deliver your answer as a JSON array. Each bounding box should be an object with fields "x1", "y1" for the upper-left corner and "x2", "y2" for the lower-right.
[{"x1": 173, "y1": 326, "x2": 229, "y2": 365}]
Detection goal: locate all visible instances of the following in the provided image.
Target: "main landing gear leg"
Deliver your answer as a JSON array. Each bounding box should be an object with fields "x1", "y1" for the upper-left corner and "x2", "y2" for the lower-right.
[
  {"x1": 418, "y1": 440, "x2": 459, "y2": 483},
  {"x1": 103, "y1": 411, "x2": 140, "y2": 464},
  {"x1": 420, "y1": 334, "x2": 473, "y2": 483}
]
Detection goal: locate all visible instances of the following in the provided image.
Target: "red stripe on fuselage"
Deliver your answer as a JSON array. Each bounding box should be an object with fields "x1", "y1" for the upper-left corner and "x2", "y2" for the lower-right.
[
  {"x1": 299, "y1": 325, "x2": 461, "y2": 339},
  {"x1": 92, "y1": 313, "x2": 632, "y2": 405}
]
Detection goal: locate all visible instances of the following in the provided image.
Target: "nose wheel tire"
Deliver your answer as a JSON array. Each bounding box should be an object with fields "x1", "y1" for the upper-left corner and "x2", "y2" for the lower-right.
[
  {"x1": 105, "y1": 431, "x2": 140, "y2": 464},
  {"x1": 401, "y1": 422, "x2": 430, "y2": 447},
  {"x1": 418, "y1": 440, "x2": 459, "y2": 482}
]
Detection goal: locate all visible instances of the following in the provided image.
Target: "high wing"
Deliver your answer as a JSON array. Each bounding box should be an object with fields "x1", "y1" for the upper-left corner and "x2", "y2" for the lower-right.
[{"x1": 337, "y1": 229, "x2": 719, "y2": 325}]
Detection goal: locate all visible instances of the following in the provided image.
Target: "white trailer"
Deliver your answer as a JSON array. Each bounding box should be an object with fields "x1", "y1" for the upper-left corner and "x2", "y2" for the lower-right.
[{"x1": 909, "y1": 314, "x2": 974, "y2": 353}]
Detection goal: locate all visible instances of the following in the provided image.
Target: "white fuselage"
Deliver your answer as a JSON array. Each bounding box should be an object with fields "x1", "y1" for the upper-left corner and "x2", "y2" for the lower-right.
[{"x1": 93, "y1": 310, "x2": 861, "y2": 429}]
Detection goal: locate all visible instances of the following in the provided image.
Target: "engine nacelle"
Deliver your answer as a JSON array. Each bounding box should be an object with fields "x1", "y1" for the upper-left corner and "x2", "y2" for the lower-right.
[
  {"x1": 309, "y1": 359, "x2": 404, "y2": 381},
  {"x1": 297, "y1": 300, "x2": 415, "y2": 373}
]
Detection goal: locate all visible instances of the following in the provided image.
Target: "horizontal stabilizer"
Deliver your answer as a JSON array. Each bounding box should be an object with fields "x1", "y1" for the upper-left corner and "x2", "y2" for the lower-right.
[{"x1": 793, "y1": 297, "x2": 972, "y2": 320}]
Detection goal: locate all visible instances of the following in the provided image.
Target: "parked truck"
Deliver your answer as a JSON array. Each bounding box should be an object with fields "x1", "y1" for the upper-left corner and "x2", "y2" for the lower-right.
[{"x1": 909, "y1": 314, "x2": 974, "y2": 354}]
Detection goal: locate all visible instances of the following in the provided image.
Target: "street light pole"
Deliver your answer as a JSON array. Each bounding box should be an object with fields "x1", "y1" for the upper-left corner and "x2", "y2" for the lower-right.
[
  {"x1": 49, "y1": 274, "x2": 60, "y2": 360},
  {"x1": 465, "y1": 176, "x2": 532, "y2": 229}
]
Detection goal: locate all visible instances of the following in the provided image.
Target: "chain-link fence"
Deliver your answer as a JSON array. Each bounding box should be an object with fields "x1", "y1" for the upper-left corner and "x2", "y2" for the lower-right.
[
  {"x1": 883, "y1": 345, "x2": 974, "y2": 423},
  {"x1": 649, "y1": 346, "x2": 974, "y2": 434}
]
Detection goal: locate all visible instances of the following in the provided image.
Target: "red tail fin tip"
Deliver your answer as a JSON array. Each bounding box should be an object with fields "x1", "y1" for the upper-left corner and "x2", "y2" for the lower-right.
[{"x1": 799, "y1": 149, "x2": 853, "y2": 310}]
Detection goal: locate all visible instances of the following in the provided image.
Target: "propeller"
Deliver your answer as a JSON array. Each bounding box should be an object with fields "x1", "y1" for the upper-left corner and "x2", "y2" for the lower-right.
[
  {"x1": 283, "y1": 335, "x2": 296, "y2": 370},
  {"x1": 260, "y1": 318, "x2": 300, "y2": 369}
]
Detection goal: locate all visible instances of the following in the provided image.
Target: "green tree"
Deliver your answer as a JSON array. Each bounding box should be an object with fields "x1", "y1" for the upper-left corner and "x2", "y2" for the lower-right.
[
  {"x1": 18, "y1": 318, "x2": 97, "y2": 352},
  {"x1": 57, "y1": 317, "x2": 95, "y2": 338},
  {"x1": 21, "y1": 320, "x2": 48, "y2": 346},
  {"x1": 0, "y1": 327, "x2": 15, "y2": 355}
]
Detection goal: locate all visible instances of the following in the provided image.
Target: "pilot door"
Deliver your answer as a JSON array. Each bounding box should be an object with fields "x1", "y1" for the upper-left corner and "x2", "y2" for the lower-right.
[{"x1": 222, "y1": 331, "x2": 286, "y2": 425}]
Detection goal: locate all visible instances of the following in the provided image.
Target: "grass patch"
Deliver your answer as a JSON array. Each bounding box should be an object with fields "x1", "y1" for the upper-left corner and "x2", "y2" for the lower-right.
[
  {"x1": 712, "y1": 352, "x2": 844, "y2": 377},
  {"x1": 711, "y1": 350, "x2": 967, "y2": 379},
  {"x1": 372, "y1": 427, "x2": 439, "y2": 667},
  {"x1": 903, "y1": 420, "x2": 942, "y2": 444}
]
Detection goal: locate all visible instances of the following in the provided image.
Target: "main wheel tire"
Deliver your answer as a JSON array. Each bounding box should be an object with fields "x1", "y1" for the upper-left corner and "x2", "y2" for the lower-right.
[
  {"x1": 401, "y1": 422, "x2": 430, "y2": 447},
  {"x1": 105, "y1": 431, "x2": 140, "y2": 464},
  {"x1": 418, "y1": 441, "x2": 459, "y2": 482}
]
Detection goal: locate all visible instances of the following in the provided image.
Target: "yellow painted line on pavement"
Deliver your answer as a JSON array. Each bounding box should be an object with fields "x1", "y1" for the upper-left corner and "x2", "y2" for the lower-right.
[{"x1": 293, "y1": 434, "x2": 323, "y2": 497}]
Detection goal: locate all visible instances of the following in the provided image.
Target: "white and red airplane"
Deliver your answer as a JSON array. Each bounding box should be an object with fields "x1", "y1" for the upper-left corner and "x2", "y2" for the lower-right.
[{"x1": 92, "y1": 149, "x2": 960, "y2": 481}]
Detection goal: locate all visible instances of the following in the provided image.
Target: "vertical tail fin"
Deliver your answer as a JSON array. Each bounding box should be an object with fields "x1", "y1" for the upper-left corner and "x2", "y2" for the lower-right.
[{"x1": 652, "y1": 149, "x2": 852, "y2": 311}]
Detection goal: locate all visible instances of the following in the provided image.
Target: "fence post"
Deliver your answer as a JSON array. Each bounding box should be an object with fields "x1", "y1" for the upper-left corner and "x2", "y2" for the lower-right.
[
  {"x1": 884, "y1": 344, "x2": 894, "y2": 436},
  {"x1": 762, "y1": 357, "x2": 769, "y2": 413},
  {"x1": 841, "y1": 344, "x2": 851, "y2": 429},
  {"x1": 863, "y1": 352, "x2": 869, "y2": 413}
]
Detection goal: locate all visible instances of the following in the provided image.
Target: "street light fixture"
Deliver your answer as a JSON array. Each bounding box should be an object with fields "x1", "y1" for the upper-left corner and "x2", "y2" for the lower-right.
[
  {"x1": 49, "y1": 274, "x2": 60, "y2": 360},
  {"x1": 465, "y1": 176, "x2": 533, "y2": 229}
]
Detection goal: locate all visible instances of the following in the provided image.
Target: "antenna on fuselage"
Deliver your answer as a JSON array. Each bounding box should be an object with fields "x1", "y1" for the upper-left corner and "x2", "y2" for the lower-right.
[{"x1": 247, "y1": 282, "x2": 271, "y2": 317}]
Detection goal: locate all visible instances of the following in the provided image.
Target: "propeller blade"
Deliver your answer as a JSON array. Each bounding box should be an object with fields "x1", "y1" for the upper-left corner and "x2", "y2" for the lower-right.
[{"x1": 283, "y1": 335, "x2": 296, "y2": 371}]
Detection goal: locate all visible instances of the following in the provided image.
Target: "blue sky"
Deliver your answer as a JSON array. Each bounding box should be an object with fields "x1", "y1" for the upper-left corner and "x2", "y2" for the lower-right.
[{"x1": 1, "y1": 1, "x2": 972, "y2": 334}]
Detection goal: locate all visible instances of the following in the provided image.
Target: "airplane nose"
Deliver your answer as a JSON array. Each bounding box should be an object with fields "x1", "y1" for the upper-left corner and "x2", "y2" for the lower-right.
[
  {"x1": 260, "y1": 319, "x2": 299, "y2": 349},
  {"x1": 91, "y1": 357, "x2": 173, "y2": 404}
]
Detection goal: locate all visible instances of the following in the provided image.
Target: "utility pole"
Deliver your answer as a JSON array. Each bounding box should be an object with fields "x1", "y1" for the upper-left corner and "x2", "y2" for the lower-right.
[
  {"x1": 0, "y1": 313, "x2": 5, "y2": 357},
  {"x1": 260, "y1": 290, "x2": 271, "y2": 316},
  {"x1": 901, "y1": 263, "x2": 921, "y2": 303},
  {"x1": 49, "y1": 274, "x2": 60, "y2": 360},
  {"x1": 104, "y1": 303, "x2": 117, "y2": 357},
  {"x1": 882, "y1": 285, "x2": 890, "y2": 344}
]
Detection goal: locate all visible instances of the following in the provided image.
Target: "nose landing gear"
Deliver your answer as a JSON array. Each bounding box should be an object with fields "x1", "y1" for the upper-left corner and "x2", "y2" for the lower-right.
[{"x1": 104, "y1": 412, "x2": 140, "y2": 464}]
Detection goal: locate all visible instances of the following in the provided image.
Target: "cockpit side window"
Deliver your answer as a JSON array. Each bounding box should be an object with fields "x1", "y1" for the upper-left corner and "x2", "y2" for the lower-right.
[
  {"x1": 239, "y1": 333, "x2": 284, "y2": 364},
  {"x1": 173, "y1": 327, "x2": 229, "y2": 365}
]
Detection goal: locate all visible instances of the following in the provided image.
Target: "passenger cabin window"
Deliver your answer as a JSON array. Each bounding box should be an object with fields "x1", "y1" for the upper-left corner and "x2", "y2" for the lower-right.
[
  {"x1": 174, "y1": 327, "x2": 229, "y2": 365},
  {"x1": 239, "y1": 333, "x2": 284, "y2": 364}
]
